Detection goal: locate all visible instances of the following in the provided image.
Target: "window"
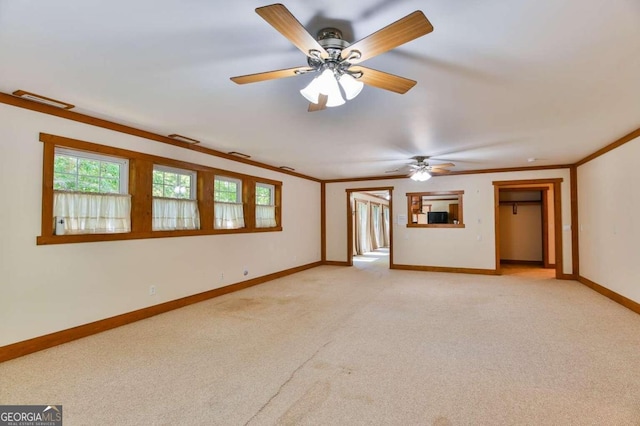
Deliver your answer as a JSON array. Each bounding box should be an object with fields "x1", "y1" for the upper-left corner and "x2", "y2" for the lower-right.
[
  {"x1": 214, "y1": 176, "x2": 241, "y2": 203},
  {"x1": 256, "y1": 183, "x2": 274, "y2": 206},
  {"x1": 214, "y1": 176, "x2": 244, "y2": 229},
  {"x1": 53, "y1": 148, "x2": 131, "y2": 235},
  {"x1": 406, "y1": 191, "x2": 464, "y2": 228},
  {"x1": 255, "y1": 182, "x2": 276, "y2": 228},
  {"x1": 152, "y1": 165, "x2": 200, "y2": 231},
  {"x1": 152, "y1": 166, "x2": 195, "y2": 200},
  {"x1": 54, "y1": 148, "x2": 128, "y2": 193},
  {"x1": 39, "y1": 133, "x2": 283, "y2": 244}
]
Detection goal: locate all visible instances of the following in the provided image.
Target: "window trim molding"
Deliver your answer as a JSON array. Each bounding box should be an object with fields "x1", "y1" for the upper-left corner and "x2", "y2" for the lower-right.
[{"x1": 38, "y1": 132, "x2": 282, "y2": 245}]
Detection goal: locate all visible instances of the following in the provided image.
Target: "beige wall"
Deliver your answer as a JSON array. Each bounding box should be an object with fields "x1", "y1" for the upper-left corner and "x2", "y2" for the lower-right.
[
  {"x1": 325, "y1": 169, "x2": 572, "y2": 272},
  {"x1": 499, "y1": 204, "x2": 543, "y2": 261},
  {"x1": 578, "y1": 135, "x2": 640, "y2": 304},
  {"x1": 0, "y1": 104, "x2": 321, "y2": 346}
]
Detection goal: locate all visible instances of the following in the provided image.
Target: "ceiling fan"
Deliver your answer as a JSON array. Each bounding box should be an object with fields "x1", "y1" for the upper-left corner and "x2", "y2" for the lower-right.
[
  {"x1": 230, "y1": 3, "x2": 434, "y2": 111},
  {"x1": 388, "y1": 156, "x2": 455, "y2": 181}
]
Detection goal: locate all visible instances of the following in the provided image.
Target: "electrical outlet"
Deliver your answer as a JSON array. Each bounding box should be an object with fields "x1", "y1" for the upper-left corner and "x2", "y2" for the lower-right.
[{"x1": 149, "y1": 285, "x2": 156, "y2": 296}]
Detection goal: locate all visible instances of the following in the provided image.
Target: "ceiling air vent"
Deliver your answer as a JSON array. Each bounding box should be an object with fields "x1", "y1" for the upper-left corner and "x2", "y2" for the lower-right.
[
  {"x1": 228, "y1": 151, "x2": 251, "y2": 159},
  {"x1": 13, "y1": 90, "x2": 75, "y2": 109},
  {"x1": 168, "y1": 134, "x2": 200, "y2": 144}
]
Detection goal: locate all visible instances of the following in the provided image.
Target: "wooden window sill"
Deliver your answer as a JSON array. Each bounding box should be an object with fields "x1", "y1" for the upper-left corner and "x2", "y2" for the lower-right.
[{"x1": 37, "y1": 226, "x2": 283, "y2": 245}]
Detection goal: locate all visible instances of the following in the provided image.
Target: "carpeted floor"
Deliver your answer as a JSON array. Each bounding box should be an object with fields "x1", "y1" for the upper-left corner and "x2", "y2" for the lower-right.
[{"x1": 1, "y1": 256, "x2": 639, "y2": 425}]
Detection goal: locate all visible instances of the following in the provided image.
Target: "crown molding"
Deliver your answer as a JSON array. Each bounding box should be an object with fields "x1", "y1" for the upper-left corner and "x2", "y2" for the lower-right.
[
  {"x1": 0, "y1": 91, "x2": 321, "y2": 183},
  {"x1": 576, "y1": 127, "x2": 640, "y2": 166}
]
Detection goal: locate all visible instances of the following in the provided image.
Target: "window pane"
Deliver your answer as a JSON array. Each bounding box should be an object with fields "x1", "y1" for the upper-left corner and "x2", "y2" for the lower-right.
[
  {"x1": 214, "y1": 178, "x2": 240, "y2": 203},
  {"x1": 54, "y1": 149, "x2": 127, "y2": 196},
  {"x1": 78, "y1": 175, "x2": 100, "y2": 192},
  {"x1": 101, "y1": 162, "x2": 120, "y2": 179},
  {"x1": 152, "y1": 184, "x2": 164, "y2": 197},
  {"x1": 78, "y1": 159, "x2": 100, "y2": 176},
  {"x1": 54, "y1": 156, "x2": 77, "y2": 174},
  {"x1": 256, "y1": 185, "x2": 273, "y2": 205},
  {"x1": 54, "y1": 173, "x2": 77, "y2": 191},
  {"x1": 153, "y1": 168, "x2": 195, "y2": 200},
  {"x1": 153, "y1": 170, "x2": 164, "y2": 185},
  {"x1": 100, "y1": 178, "x2": 120, "y2": 193},
  {"x1": 173, "y1": 185, "x2": 188, "y2": 198}
]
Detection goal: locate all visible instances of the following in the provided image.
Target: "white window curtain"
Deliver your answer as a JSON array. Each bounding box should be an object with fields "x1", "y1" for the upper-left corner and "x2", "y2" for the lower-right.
[
  {"x1": 152, "y1": 198, "x2": 200, "y2": 231},
  {"x1": 54, "y1": 191, "x2": 131, "y2": 234},
  {"x1": 382, "y1": 205, "x2": 390, "y2": 247},
  {"x1": 256, "y1": 205, "x2": 276, "y2": 228},
  {"x1": 370, "y1": 204, "x2": 381, "y2": 250},
  {"x1": 354, "y1": 200, "x2": 371, "y2": 255},
  {"x1": 215, "y1": 202, "x2": 245, "y2": 229}
]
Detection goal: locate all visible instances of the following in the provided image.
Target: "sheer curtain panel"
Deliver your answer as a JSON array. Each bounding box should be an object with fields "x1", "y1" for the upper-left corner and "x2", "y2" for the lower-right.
[
  {"x1": 152, "y1": 198, "x2": 200, "y2": 230},
  {"x1": 382, "y1": 205, "x2": 390, "y2": 247},
  {"x1": 54, "y1": 191, "x2": 131, "y2": 234},
  {"x1": 355, "y1": 200, "x2": 371, "y2": 255},
  {"x1": 370, "y1": 204, "x2": 381, "y2": 250},
  {"x1": 214, "y1": 202, "x2": 245, "y2": 229},
  {"x1": 256, "y1": 205, "x2": 276, "y2": 228}
]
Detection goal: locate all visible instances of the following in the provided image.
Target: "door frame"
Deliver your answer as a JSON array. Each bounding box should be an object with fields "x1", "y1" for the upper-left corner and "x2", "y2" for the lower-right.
[
  {"x1": 493, "y1": 179, "x2": 563, "y2": 278},
  {"x1": 346, "y1": 187, "x2": 394, "y2": 267},
  {"x1": 498, "y1": 187, "x2": 551, "y2": 268}
]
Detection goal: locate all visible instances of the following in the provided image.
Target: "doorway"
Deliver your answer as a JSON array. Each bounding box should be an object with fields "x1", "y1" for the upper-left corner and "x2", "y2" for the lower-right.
[
  {"x1": 346, "y1": 187, "x2": 393, "y2": 268},
  {"x1": 499, "y1": 189, "x2": 549, "y2": 266},
  {"x1": 493, "y1": 179, "x2": 563, "y2": 278}
]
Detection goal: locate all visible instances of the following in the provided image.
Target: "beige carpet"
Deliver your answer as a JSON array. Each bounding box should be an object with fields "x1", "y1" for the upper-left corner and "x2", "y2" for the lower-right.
[{"x1": 2, "y1": 254, "x2": 640, "y2": 425}]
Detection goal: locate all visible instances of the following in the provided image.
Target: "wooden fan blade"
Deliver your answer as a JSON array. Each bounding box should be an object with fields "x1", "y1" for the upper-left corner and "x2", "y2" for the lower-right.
[
  {"x1": 256, "y1": 4, "x2": 328, "y2": 58},
  {"x1": 430, "y1": 168, "x2": 451, "y2": 174},
  {"x1": 341, "y1": 11, "x2": 433, "y2": 63},
  {"x1": 308, "y1": 94, "x2": 328, "y2": 112},
  {"x1": 350, "y1": 66, "x2": 416, "y2": 94},
  {"x1": 432, "y1": 162, "x2": 455, "y2": 168},
  {"x1": 230, "y1": 67, "x2": 312, "y2": 84}
]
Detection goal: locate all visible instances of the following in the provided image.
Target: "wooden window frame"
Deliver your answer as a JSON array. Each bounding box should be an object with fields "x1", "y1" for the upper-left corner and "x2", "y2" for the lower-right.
[
  {"x1": 38, "y1": 133, "x2": 282, "y2": 245},
  {"x1": 406, "y1": 190, "x2": 465, "y2": 228}
]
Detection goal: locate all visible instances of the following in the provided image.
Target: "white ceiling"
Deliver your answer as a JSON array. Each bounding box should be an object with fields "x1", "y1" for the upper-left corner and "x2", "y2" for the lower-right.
[{"x1": 1, "y1": 0, "x2": 638, "y2": 180}]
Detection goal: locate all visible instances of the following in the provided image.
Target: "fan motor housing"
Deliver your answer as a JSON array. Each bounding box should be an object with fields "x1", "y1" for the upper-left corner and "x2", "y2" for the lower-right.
[{"x1": 308, "y1": 27, "x2": 351, "y2": 65}]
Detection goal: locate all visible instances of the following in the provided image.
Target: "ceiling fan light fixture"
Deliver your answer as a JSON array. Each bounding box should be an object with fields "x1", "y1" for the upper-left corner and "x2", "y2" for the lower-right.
[
  {"x1": 300, "y1": 69, "x2": 345, "y2": 107},
  {"x1": 410, "y1": 169, "x2": 431, "y2": 181},
  {"x1": 338, "y1": 73, "x2": 364, "y2": 100},
  {"x1": 300, "y1": 75, "x2": 323, "y2": 104}
]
